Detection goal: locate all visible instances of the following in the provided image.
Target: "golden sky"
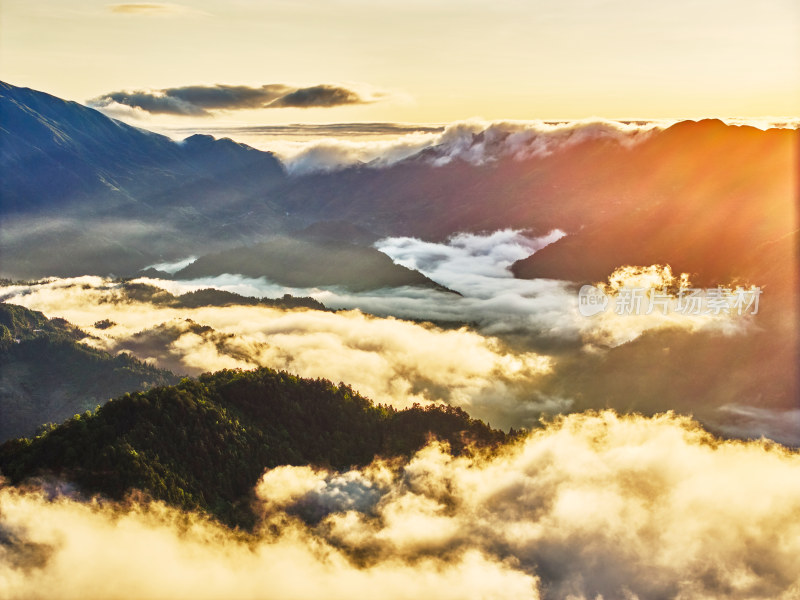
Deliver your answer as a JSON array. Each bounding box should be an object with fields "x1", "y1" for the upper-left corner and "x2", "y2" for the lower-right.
[{"x1": 1, "y1": 0, "x2": 798, "y2": 124}]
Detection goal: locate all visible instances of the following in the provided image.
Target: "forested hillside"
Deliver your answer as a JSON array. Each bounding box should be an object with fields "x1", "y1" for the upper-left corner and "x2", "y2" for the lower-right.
[{"x1": 0, "y1": 367, "x2": 507, "y2": 528}]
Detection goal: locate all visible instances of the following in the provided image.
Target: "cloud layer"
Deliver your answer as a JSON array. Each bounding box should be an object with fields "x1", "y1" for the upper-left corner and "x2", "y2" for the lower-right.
[
  {"x1": 89, "y1": 84, "x2": 381, "y2": 116},
  {"x1": 0, "y1": 276, "x2": 554, "y2": 427},
  {"x1": 0, "y1": 236, "x2": 756, "y2": 433},
  {"x1": 180, "y1": 118, "x2": 670, "y2": 174},
  {"x1": 2, "y1": 412, "x2": 799, "y2": 599}
]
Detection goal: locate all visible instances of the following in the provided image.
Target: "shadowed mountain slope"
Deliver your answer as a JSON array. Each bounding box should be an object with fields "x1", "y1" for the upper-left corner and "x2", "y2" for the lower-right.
[{"x1": 0, "y1": 303, "x2": 178, "y2": 441}]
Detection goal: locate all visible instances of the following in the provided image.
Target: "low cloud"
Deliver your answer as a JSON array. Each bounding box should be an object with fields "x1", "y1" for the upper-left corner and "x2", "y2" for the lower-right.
[
  {"x1": 373, "y1": 231, "x2": 746, "y2": 347},
  {"x1": 424, "y1": 118, "x2": 668, "y2": 166},
  {"x1": 0, "y1": 483, "x2": 534, "y2": 600},
  {"x1": 168, "y1": 123, "x2": 446, "y2": 138},
  {"x1": 163, "y1": 119, "x2": 669, "y2": 173},
  {"x1": 115, "y1": 117, "x2": 797, "y2": 174},
  {"x1": 143, "y1": 256, "x2": 198, "y2": 274},
  {"x1": 276, "y1": 134, "x2": 439, "y2": 174},
  {"x1": 0, "y1": 229, "x2": 763, "y2": 433},
  {"x1": 2, "y1": 412, "x2": 799, "y2": 599},
  {"x1": 263, "y1": 119, "x2": 658, "y2": 174},
  {"x1": 0, "y1": 231, "x2": 777, "y2": 437},
  {"x1": 130, "y1": 231, "x2": 744, "y2": 349},
  {"x1": 160, "y1": 122, "x2": 448, "y2": 173},
  {"x1": 89, "y1": 84, "x2": 382, "y2": 117},
  {"x1": 0, "y1": 276, "x2": 553, "y2": 428}
]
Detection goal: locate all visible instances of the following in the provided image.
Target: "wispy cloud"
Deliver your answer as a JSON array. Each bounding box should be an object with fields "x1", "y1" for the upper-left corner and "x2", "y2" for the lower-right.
[
  {"x1": 166, "y1": 123, "x2": 446, "y2": 138},
  {"x1": 108, "y1": 3, "x2": 202, "y2": 16}
]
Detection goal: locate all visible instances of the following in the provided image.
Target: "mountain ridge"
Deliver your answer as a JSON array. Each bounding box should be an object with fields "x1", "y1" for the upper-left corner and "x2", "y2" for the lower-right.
[
  {"x1": 0, "y1": 80, "x2": 285, "y2": 214},
  {"x1": 1, "y1": 81, "x2": 796, "y2": 301}
]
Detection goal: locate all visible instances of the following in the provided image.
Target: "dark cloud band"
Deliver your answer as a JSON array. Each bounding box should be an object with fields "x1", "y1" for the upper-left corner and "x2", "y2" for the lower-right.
[
  {"x1": 268, "y1": 85, "x2": 361, "y2": 109},
  {"x1": 89, "y1": 83, "x2": 375, "y2": 115}
]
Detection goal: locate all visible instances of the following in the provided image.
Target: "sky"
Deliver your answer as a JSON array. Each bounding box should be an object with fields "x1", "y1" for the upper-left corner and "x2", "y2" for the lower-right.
[{"x1": 1, "y1": 0, "x2": 798, "y2": 127}]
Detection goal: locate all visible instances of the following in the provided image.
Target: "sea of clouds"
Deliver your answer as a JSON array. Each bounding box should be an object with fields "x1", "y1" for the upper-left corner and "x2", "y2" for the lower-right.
[
  {"x1": 1, "y1": 230, "x2": 766, "y2": 436},
  {"x1": 2, "y1": 411, "x2": 799, "y2": 599}
]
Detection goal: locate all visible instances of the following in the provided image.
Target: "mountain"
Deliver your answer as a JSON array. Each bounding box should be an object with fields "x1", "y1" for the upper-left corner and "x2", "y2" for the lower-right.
[
  {"x1": 0, "y1": 81, "x2": 288, "y2": 278},
  {"x1": 0, "y1": 81, "x2": 285, "y2": 214},
  {"x1": 267, "y1": 120, "x2": 797, "y2": 293},
  {"x1": 510, "y1": 119, "x2": 798, "y2": 290},
  {"x1": 0, "y1": 367, "x2": 507, "y2": 528},
  {"x1": 173, "y1": 236, "x2": 455, "y2": 292},
  {"x1": 0, "y1": 303, "x2": 178, "y2": 441}
]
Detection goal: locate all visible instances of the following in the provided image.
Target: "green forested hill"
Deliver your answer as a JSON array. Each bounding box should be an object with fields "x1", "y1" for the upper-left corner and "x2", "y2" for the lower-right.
[
  {"x1": 0, "y1": 367, "x2": 507, "y2": 528},
  {"x1": 0, "y1": 303, "x2": 179, "y2": 441}
]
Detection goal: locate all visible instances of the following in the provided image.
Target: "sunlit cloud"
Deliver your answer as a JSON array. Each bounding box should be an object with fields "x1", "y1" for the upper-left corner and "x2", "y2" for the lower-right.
[
  {"x1": 2, "y1": 412, "x2": 798, "y2": 599},
  {"x1": 0, "y1": 228, "x2": 768, "y2": 435},
  {"x1": 147, "y1": 117, "x2": 800, "y2": 174}
]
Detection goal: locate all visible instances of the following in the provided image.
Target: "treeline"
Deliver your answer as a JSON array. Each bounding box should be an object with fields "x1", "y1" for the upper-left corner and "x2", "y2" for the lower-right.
[
  {"x1": 0, "y1": 367, "x2": 507, "y2": 528},
  {"x1": 117, "y1": 282, "x2": 328, "y2": 311}
]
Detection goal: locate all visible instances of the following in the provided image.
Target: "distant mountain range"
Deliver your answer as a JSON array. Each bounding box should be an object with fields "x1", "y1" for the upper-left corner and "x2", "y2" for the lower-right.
[{"x1": 1, "y1": 81, "x2": 796, "y2": 300}]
